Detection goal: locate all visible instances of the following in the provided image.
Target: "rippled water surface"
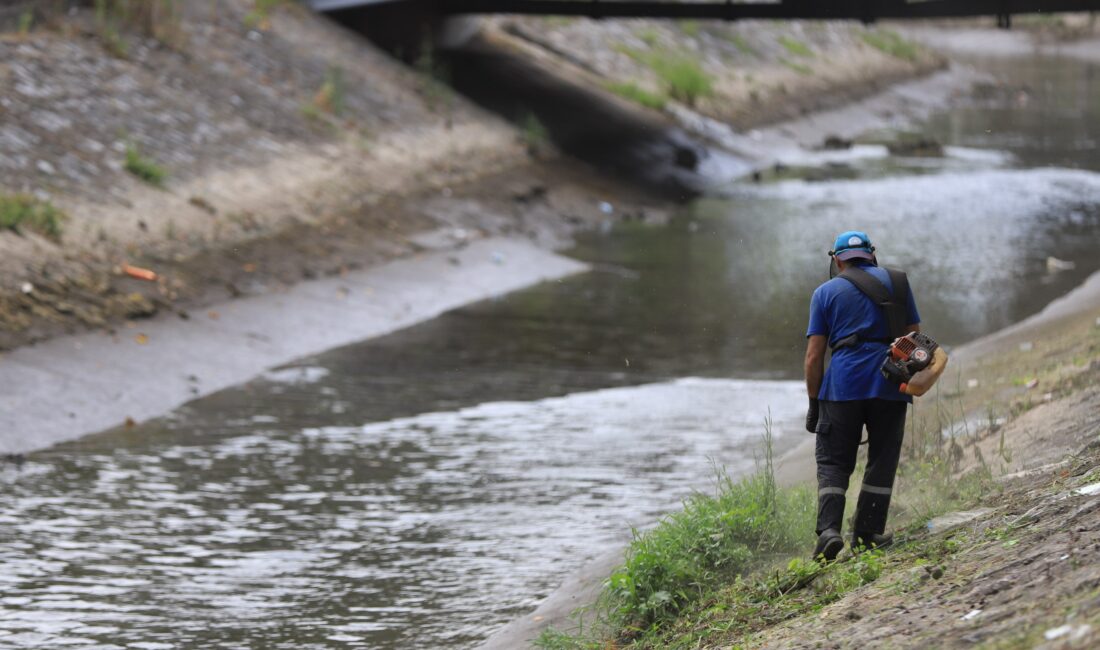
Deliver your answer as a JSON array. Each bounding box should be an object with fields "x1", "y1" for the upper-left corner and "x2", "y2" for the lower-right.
[{"x1": 3, "y1": 54, "x2": 1100, "y2": 649}]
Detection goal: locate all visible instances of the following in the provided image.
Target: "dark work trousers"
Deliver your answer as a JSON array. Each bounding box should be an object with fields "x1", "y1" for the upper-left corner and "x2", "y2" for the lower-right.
[{"x1": 815, "y1": 399, "x2": 908, "y2": 535}]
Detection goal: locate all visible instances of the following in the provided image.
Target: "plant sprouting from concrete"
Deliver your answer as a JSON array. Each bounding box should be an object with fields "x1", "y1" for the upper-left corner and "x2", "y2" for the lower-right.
[
  {"x1": 124, "y1": 143, "x2": 169, "y2": 187},
  {"x1": 0, "y1": 194, "x2": 66, "y2": 240},
  {"x1": 94, "y1": 0, "x2": 183, "y2": 53},
  {"x1": 604, "y1": 81, "x2": 667, "y2": 110}
]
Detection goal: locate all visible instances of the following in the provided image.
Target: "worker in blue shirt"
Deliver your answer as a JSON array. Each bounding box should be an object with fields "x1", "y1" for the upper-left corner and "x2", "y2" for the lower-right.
[{"x1": 804, "y1": 231, "x2": 920, "y2": 561}]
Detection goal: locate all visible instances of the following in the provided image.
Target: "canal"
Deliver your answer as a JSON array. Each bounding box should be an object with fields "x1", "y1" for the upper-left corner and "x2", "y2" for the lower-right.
[{"x1": 2, "y1": 53, "x2": 1100, "y2": 649}]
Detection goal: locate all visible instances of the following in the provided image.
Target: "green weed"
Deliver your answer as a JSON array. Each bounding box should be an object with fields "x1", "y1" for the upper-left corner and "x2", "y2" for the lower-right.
[
  {"x1": 311, "y1": 65, "x2": 346, "y2": 116},
  {"x1": 648, "y1": 54, "x2": 713, "y2": 106},
  {"x1": 522, "y1": 113, "x2": 550, "y2": 150},
  {"x1": 94, "y1": 0, "x2": 182, "y2": 50},
  {"x1": 124, "y1": 143, "x2": 168, "y2": 187},
  {"x1": 613, "y1": 46, "x2": 713, "y2": 106},
  {"x1": 604, "y1": 82, "x2": 667, "y2": 110},
  {"x1": 637, "y1": 28, "x2": 661, "y2": 48},
  {"x1": 245, "y1": 0, "x2": 289, "y2": 28},
  {"x1": 17, "y1": 9, "x2": 34, "y2": 35},
  {"x1": 781, "y1": 58, "x2": 813, "y2": 76},
  {"x1": 726, "y1": 32, "x2": 758, "y2": 57},
  {"x1": 778, "y1": 35, "x2": 814, "y2": 58},
  {"x1": 0, "y1": 194, "x2": 65, "y2": 240},
  {"x1": 677, "y1": 20, "x2": 701, "y2": 38},
  {"x1": 605, "y1": 421, "x2": 814, "y2": 632},
  {"x1": 861, "y1": 29, "x2": 920, "y2": 62}
]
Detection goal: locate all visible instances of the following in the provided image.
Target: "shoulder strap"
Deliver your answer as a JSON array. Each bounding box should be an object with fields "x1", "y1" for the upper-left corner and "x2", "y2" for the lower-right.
[
  {"x1": 886, "y1": 268, "x2": 911, "y2": 334},
  {"x1": 838, "y1": 266, "x2": 909, "y2": 340}
]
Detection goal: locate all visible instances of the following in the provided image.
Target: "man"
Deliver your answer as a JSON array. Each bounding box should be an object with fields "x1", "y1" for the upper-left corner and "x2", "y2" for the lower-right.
[{"x1": 804, "y1": 231, "x2": 920, "y2": 561}]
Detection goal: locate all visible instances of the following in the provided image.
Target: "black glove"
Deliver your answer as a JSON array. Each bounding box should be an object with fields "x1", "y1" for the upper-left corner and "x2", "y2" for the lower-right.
[{"x1": 805, "y1": 397, "x2": 820, "y2": 433}]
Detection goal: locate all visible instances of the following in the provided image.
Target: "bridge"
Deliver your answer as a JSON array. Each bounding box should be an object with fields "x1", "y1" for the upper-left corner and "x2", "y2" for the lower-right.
[{"x1": 308, "y1": 0, "x2": 1100, "y2": 23}]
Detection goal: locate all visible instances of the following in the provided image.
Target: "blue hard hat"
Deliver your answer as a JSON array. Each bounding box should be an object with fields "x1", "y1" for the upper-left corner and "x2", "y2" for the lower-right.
[{"x1": 830, "y1": 230, "x2": 875, "y2": 261}]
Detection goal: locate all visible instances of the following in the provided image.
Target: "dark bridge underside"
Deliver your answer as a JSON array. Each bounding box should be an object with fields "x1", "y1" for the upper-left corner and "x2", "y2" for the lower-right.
[{"x1": 432, "y1": 0, "x2": 1100, "y2": 20}]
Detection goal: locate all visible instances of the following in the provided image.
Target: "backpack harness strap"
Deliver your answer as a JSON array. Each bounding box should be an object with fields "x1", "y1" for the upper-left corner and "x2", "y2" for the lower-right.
[{"x1": 831, "y1": 266, "x2": 911, "y2": 351}]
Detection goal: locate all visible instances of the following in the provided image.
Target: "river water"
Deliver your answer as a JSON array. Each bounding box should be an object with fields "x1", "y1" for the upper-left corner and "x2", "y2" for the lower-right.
[{"x1": 3, "y1": 55, "x2": 1100, "y2": 649}]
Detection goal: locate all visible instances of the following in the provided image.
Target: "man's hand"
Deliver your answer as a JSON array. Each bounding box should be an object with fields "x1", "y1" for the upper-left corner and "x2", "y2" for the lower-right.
[
  {"x1": 806, "y1": 397, "x2": 820, "y2": 433},
  {"x1": 804, "y1": 335, "x2": 827, "y2": 432}
]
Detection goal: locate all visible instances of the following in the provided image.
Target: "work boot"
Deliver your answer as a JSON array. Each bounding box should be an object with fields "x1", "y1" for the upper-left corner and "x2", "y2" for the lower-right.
[
  {"x1": 852, "y1": 531, "x2": 894, "y2": 552},
  {"x1": 813, "y1": 528, "x2": 844, "y2": 562}
]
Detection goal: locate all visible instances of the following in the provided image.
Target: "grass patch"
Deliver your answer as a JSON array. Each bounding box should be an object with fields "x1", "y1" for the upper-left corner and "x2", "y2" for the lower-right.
[
  {"x1": 648, "y1": 54, "x2": 713, "y2": 107},
  {"x1": 0, "y1": 194, "x2": 65, "y2": 240},
  {"x1": 613, "y1": 46, "x2": 714, "y2": 107},
  {"x1": 781, "y1": 58, "x2": 813, "y2": 76},
  {"x1": 17, "y1": 9, "x2": 34, "y2": 36},
  {"x1": 861, "y1": 29, "x2": 920, "y2": 62},
  {"x1": 637, "y1": 27, "x2": 660, "y2": 48},
  {"x1": 778, "y1": 35, "x2": 814, "y2": 58},
  {"x1": 725, "y1": 32, "x2": 758, "y2": 58},
  {"x1": 94, "y1": 0, "x2": 183, "y2": 53},
  {"x1": 521, "y1": 112, "x2": 550, "y2": 150},
  {"x1": 677, "y1": 20, "x2": 701, "y2": 38},
  {"x1": 245, "y1": 0, "x2": 290, "y2": 29},
  {"x1": 604, "y1": 81, "x2": 667, "y2": 110},
  {"x1": 310, "y1": 65, "x2": 346, "y2": 116},
  {"x1": 124, "y1": 143, "x2": 168, "y2": 187}
]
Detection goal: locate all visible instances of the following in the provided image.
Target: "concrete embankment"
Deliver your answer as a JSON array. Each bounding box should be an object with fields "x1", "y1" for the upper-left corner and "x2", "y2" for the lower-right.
[{"x1": 0, "y1": 0, "x2": 527, "y2": 349}]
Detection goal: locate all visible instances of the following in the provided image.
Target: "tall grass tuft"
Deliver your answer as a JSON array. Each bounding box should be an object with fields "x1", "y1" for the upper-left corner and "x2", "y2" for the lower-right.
[
  {"x1": 606, "y1": 422, "x2": 815, "y2": 632},
  {"x1": 124, "y1": 143, "x2": 168, "y2": 187},
  {"x1": 0, "y1": 194, "x2": 66, "y2": 240},
  {"x1": 861, "y1": 29, "x2": 920, "y2": 62},
  {"x1": 94, "y1": 0, "x2": 183, "y2": 53},
  {"x1": 647, "y1": 55, "x2": 713, "y2": 107},
  {"x1": 604, "y1": 81, "x2": 667, "y2": 110}
]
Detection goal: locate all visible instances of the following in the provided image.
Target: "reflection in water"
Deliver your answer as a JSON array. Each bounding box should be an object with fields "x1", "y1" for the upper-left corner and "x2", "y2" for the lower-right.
[
  {"x1": 0, "y1": 380, "x2": 804, "y2": 649},
  {"x1": 2, "y1": 53, "x2": 1100, "y2": 650}
]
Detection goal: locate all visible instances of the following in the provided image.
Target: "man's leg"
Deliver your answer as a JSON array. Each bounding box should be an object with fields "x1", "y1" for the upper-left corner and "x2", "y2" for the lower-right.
[
  {"x1": 815, "y1": 400, "x2": 864, "y2": 535},
  {"x1": 853, "y1": 399, "x2": 908, "y2": 539}
]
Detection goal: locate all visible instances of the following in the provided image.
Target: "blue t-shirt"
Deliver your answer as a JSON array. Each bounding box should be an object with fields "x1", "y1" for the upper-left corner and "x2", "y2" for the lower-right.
[{"x1": 806, "y1": 263, "x2": 921, "y2": 402}]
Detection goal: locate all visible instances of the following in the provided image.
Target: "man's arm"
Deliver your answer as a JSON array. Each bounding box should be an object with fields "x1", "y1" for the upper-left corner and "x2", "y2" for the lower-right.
[{"x1": 804, "y1": 335, "x2": 827, "y2": 398}]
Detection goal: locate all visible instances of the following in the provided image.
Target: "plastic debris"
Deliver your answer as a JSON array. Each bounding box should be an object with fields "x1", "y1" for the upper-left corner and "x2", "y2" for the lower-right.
[
  {"x1": 598, "y1": 201, "x2": 614, "y2": 215},
  {"x1": 961, "y1": 609, "x2": 982, "y2": 621},
  {"x1": 1044, "y1": 624, "x2": 1091, "y2": 641},
  {"x1": 1025, "y1": 378, "x2": 1039, "y2": 389},
  {"x1": 20, "y1": 282, "x2": 33, "y2": 294},
  {"x1": 122, "y1": 263, "x2": 158, "y2": 282},
  {"x1": 134, "y1": 333, "x2": 149, "y2": 345},
  {"x1": 926, "y1": 509, "x2": 992, "y2": 533},
  {"x1": 966, "y1": 378, "x2": 980, "y2": 389},
  {"x1": 1045, "y1": 625, "x2": 1073, "y2": 640},
  {"x1": 1045, "y1": 256, "x2": 1076, "y2": 272},
  {"x1": 1074, "y1": 482, "x2": 1100, "y2": 496}
]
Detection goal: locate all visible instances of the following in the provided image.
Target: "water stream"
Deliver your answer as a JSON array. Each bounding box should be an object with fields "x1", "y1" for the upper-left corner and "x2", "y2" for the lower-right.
[{"x1": 2, "y1": 54, "x2": 1100, "y2": 649}]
